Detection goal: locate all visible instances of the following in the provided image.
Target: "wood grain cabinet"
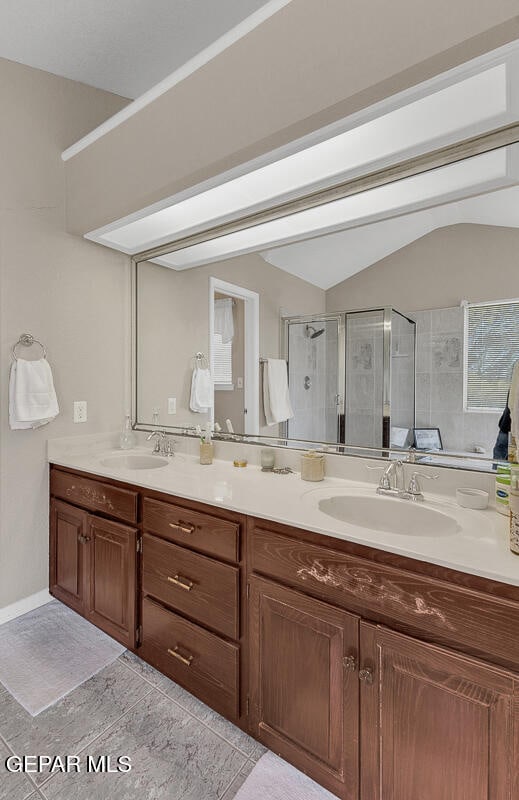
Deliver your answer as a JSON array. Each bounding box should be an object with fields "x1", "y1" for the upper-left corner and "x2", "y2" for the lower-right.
[
  {"x1": 87, "y1": 515, "x2": 138, "y2": 648},
  {"x1": 249, "y1": 576, "x2": 360, "y2": 799},
  {"x1": 50, "y1": 498, "x2": 89, "y2": 616},
  {"x1": 360, "y1": 623, "x2": 519, "y2": 800},
  {"x1": 247, "y1": 521, "x2": 519, "y2": 799},
  {"x1": 50, "y1": 496, "x2": 138, "y2": 648}
]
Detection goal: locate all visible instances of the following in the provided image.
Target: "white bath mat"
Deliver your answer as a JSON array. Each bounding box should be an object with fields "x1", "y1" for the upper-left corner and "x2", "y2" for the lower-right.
[
  {"x1": 0, "y1": 600, "x2": 125, "y2": 715},
  {"x1": 234, "y1": 751, "x2": 337, "y2": 800}
]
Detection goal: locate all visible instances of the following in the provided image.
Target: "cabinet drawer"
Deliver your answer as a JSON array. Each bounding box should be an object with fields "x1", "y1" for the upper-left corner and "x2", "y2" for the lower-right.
[
  {"x1": 143, "y1": 497, "x2": 239, "y2": 562},
  {"x1": 250, "y1": 524, "x2": 519, "y2": 669},
  {"x1": 51, "y1": 469, "x2": 138, "y2": 524},
  {"x1": 142, "y1": 533, "x2": 239, "y2": 639},
  {"x1": 141, "y1": 597, "x2": 239, "y2": 720}
]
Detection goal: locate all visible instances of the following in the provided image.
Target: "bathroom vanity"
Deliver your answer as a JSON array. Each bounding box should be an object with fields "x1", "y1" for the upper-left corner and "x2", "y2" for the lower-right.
[{"x1": 49, "y1": 454, "x2": 519, "y2": 800}]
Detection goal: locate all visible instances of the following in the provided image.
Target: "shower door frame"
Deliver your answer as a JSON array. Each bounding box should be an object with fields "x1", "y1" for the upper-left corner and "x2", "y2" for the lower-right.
[
  {"x1": 282, "y1": 307, "x2": 416, "y2": 448},
  {"x1": 282, "y1": 312, "x2": 345, "y2": 443}
]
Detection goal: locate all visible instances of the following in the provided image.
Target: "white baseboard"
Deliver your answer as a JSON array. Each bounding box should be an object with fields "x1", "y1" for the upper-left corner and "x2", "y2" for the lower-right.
[{"x1": 0, "y1": 589, "x2": 52, "y2": 626}]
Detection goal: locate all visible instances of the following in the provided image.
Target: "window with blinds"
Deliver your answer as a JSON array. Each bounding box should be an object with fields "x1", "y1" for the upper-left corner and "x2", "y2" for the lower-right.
[
  {"x1": 464, "y1": 299, "x2": 519, "y2": 411},
  {"x1": 212, "y1": 333, "x2": 233, "y2": 387}
]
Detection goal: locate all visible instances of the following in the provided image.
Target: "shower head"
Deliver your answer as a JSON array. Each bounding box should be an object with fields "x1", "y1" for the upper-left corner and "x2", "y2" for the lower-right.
[{"x1": 305, "y1": 325, "x2": 325, "y2": 340}]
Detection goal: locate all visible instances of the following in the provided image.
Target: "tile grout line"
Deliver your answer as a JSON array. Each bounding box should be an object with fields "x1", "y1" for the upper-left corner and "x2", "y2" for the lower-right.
[
  {"x1": 28, "y1": 685, "x2": 155, "y2": 792},
  {"x1": 217, "y1": 758, "x2": 257, "y2": 800},
  {"x1": 119, "y1": 655, "x2": 260, "y2": 761},
  {"x1": 0, "y1": 729, "x2": 42, "y2": 800}
]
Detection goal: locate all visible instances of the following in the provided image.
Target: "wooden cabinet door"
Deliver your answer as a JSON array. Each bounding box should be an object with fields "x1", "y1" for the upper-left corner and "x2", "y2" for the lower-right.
[
  {"x1": 50, "y1": 499, "x2": 89, "y2": 615},
  {"x1": 87, "y1": 515, "x2": 138, "y2": 648},
  {"x1": 249, "y1": 576, "x2": 360, "y2": 799},
  {"x1": 360, "y1": 622, "x2": 519, "y2": 800}
]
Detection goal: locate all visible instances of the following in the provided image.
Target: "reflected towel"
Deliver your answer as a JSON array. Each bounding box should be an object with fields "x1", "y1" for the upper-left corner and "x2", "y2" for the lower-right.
[
  {"x1": 189, "y1": 367, "x2": 214, "y2": 413},
  {"x1": 510, "y1": 360, "x2": 519, "y2": 442},
  {"x1": 9, "y1": 358, "x2": 59, "y2": 430},
  {"x1": 214, "y1": 298, "x2": 234, "y2": 344},
  {"x1": 263, "y1": 359, "x2": 294, "y2": 426}
]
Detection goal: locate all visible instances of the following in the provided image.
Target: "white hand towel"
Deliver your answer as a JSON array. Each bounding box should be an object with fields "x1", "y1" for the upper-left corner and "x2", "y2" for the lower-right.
[
  {"x1": 510, "y1": 360, "x2": 519, "y2": 442},
  {"x1": 189, "y1": 367, "x2": 214, "y2": 413},
  {"x1": 9, "y1": 358, "x2": 59, "y2": 430},
  {"x1": 214, "y1": 298, "x2": 234, "y2": 344},
  {"x1": 263, "y1": 359, "x2": 294, "y2": 426}
]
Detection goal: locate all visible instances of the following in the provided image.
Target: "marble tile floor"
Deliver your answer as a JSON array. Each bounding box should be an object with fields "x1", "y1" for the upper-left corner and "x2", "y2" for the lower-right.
[{"x1": 0, "y1": 650, "x2": 266, "y2": 800}]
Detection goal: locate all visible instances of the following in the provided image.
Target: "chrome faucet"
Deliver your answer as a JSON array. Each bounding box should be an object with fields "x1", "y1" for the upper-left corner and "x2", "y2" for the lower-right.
[
  {"x1": 146, "y1": 430, "x2": 175, "y2": 456},
  {"x1": 377, "y1": 460, "x2": 405, "y2": 497},
  {"x1": 369, "y1": 461, "x2": 438, "y2": 500}
]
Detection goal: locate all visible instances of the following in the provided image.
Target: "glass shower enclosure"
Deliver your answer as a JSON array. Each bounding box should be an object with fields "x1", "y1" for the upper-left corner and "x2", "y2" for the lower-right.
[{"x1": 283, "y1": 308, "x2": 416, "y2": 449}]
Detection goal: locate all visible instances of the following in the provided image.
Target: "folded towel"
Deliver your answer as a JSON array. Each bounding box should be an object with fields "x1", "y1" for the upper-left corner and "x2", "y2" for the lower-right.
[
  {"x1": 510, "y1": 360, "x2": 519, "y2": 443},
  {"x1": 263, "y1": 359, "x2": 294, "y2": 426},
  {"x1": 189, "y1": 367, "x2": 213, "y2": 413},
  {"x1": 214, "y1": 298, "x2": 234, "y2": 344},
  {"x1": 9, "y1": 358, "x2": 59, "y2": 430}
]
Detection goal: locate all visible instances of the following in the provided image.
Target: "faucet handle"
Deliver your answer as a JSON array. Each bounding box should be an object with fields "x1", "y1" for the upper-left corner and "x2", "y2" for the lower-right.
[
  {"x1": 366, "y1": 463, "x2": 395, "y2": 491},
  {"x1": 164, "y1": 437, "x2": 177, "y2": 456},
  {"x1": 406, "y1": 471, "x2": 439, "y2": 500},
  {"x1": 407, "y1": 446, "x2": 418, "y2": 463}
]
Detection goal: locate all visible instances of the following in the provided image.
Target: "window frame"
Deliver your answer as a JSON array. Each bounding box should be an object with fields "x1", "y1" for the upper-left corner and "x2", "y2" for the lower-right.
[
  {"x1": 463, "y1": 297, "x2": 519, "y2": 413},
  {"x1": 212, "y1": 331, "x2": 234, "y2": 391}
]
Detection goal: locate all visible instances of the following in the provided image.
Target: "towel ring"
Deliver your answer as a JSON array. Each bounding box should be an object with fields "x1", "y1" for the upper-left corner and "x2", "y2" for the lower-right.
[
  {"x1": 12, "y1": 333, "x2": 47, "y2": 361},
  {"x1": 194, "y1": 352, "x2": 209, "y2": 369}
]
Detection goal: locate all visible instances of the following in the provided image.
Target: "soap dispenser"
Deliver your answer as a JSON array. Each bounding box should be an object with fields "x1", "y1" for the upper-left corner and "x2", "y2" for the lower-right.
[{"x1": 120, "y1": 412, "x2": 137, "y2": 450}]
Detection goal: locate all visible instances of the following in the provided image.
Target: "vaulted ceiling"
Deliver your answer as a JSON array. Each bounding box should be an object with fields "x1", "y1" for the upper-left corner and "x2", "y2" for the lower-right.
[{"x1": 0, "y1": 0, "x2": 275, "y2": 98}]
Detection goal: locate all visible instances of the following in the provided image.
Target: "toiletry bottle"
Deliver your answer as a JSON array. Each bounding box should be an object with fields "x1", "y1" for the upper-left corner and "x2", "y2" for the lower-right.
[
  {"x1": 200, "y1": 422, "x2": 214, "y2": 465},
  {"x1": 120, "y1": 412, "x2": 137, "y2": 450},
  {"x1": 496, "y1": 464, "x2": 511, "y2": 516},
  {"x1": 510, "y1": 464, "x2": 519, "y2": 555}
]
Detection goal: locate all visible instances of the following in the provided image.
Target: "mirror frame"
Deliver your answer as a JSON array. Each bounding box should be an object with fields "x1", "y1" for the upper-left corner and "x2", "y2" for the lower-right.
[{"x1": 131, "y1": 120, "x2": 519, "y2": 472}]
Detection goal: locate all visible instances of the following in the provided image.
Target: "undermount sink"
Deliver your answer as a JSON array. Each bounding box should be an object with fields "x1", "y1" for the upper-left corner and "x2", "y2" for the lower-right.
[
  {"x1": 318, "y1": 493, "x2": 460, "y2": 537},
  {"x1": 100, "y1": 454, "x2": 169, "y2": 470}
]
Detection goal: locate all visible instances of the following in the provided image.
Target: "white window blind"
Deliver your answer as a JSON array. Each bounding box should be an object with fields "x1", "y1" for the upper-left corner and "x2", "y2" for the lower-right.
[
  {"x1": 212, "y1": 333, "x2": 233, "y2": 386},
  {"x1": 465, "y1": 300, "x2": 519, "y2": 411}
]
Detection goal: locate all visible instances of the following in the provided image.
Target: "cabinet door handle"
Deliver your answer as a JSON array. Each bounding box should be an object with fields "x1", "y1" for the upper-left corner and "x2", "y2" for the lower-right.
[
  {"x1": 359, "y1": 667, "x2": 374, "y2": 684},
  {"x1": 167, "y1": 574, "x2": 194, "y2": 591},
  {"x1": 77, "y1": 534, "x2": 90, "y2": 544},
  {"x1": 167, "y1": 646, "x2": 193, "y2": 667},
  {"x1": 169, "y1": 521, "x2": 195, "y2": 535},
  {"x1": 343, "y1": 655, "x2": 357, "y2": 671}
]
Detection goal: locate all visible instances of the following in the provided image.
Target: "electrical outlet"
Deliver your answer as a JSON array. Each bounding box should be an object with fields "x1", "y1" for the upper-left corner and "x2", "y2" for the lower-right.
[
  {"x1": 168, "y1": 397, "x2": 177, "y2": 415},
  {"x1": 73, "y1": 401, "x2": 87, "y2": 423}
]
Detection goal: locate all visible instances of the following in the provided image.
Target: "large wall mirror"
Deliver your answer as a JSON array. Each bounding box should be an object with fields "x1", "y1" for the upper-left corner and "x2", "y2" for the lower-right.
[{"x1": 134, "y1": 141, "x2": 519, "y2": 472}]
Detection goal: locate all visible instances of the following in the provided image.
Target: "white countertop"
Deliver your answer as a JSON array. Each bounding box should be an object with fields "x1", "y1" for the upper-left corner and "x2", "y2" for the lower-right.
[{"x1": 48, "y1": 440, "x2": 518, "y2": 589}]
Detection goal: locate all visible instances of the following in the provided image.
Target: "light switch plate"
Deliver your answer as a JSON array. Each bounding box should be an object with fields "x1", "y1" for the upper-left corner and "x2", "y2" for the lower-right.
[
  {"x1": 168, "y1": 397, "x2": 177, "y2": 415},
  {"x1": 73, "y1": 401, "x2": 87, "y2": 423},
  {"x1": 236, "y1": 377, "x2": 244, "y2": 389}
]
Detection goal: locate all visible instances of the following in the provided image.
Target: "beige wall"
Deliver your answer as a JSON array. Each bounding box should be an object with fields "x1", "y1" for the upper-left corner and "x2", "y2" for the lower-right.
[
  {"x1": 326, "y1": 224, "x2": 519, "y2": 312},
  {"x1": 136, "y1": 255, "x2": 325, "y2": 435},
  {"x1": 0, "y1": 59, "x2": 130, "y2": 611},
  {"x1": 65, "y1": 0, "x2": 519, "y2": 235}
]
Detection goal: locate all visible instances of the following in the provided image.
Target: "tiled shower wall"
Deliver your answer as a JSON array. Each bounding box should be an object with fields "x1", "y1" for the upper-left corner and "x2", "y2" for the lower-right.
[
  {"x1": 411, "y1": 306, "x2": 501, "y2": 455},
  {"x1": 344, "y1": 311, "x2": 384, "y2": 447},
  {"x1": 287, "y1": 320, "x2": 339, "y2": 442}
]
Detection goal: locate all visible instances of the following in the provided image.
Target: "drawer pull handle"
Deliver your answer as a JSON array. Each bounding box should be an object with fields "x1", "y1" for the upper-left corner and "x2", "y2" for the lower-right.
[
  {"x1": 167, "y1": 574, "x2": 194, "y2": 591},
  {"x1": 169, "y1": 521, "x2": 195, "y2": 535},
  {"x1": 167, "y1": 646, "x2": 193, "y2": 667},
  {"x1": 343, "y1": 655, "x2": 357, "y2": 671},
  {"x1": 359, "y1": 667, "x2": 374, "y2": 685}
]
